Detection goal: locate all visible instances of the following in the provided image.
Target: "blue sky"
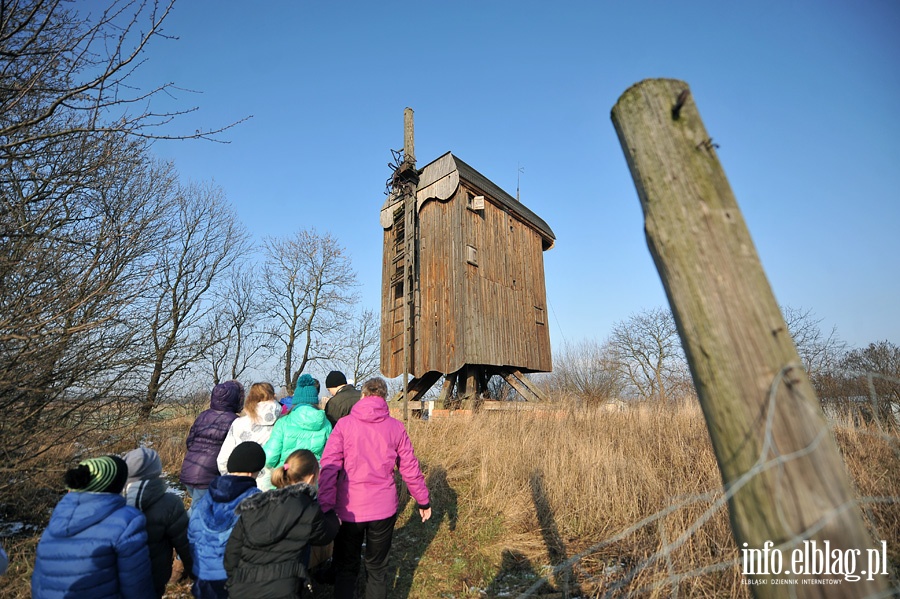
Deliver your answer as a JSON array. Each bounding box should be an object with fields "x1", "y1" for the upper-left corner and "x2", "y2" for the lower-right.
[{"x1": 126, "y1": 0, "x2": 899, "y2": 352}]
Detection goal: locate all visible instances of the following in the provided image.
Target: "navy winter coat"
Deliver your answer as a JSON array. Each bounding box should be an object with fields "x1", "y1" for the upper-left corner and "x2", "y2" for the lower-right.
[
  {"x1": 181, "y1": 384, "x2": 242, "y2": 489},
  {"x1": 31, "y1": 491, "x2": 155, "y2": 598},
  {"x1": 188, "y1": 475, "x2": 260, "y2": 589}
]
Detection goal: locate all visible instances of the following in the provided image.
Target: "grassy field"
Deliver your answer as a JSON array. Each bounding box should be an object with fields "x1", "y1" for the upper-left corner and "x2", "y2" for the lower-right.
[{"x1": 1, "y1": 401, "x2": 897, "y2": 598}]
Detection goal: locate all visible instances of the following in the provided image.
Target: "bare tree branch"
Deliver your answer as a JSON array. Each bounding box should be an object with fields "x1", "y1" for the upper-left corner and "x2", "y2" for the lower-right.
[
  {"x1": 261, "y1": 229, "x2": 358, "y2": 392},
  {"x1": 140, "y1": 181, "x2": 248, "y2": 417}
]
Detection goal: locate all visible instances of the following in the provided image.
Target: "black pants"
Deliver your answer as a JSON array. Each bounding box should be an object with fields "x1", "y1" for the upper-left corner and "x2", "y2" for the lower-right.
[{"x1": 333, "y1": 514, "x2": 398, "y2": 599}]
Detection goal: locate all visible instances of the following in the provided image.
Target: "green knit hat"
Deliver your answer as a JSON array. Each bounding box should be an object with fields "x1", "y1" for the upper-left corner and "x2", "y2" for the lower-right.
[{"x1": 65, "y1": 456, "x2": 129, "y2": 494}]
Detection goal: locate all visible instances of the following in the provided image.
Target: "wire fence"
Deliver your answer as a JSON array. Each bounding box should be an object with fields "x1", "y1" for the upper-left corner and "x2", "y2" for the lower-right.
[{"x1": 517, "y1": 366, "x2": 900, "y2": 598}]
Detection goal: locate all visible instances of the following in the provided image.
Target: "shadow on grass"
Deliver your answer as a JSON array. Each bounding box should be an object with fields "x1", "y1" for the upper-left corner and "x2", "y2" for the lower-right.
[
  {"x1": 528, "y1": 468, "x2": 583, "y2": 597},
  {"x1": 311, "y1": 465, "x2": 457, "y2": 598},
  {"x1": 486, "y1": 549, "x2": 543, "y2": 597},
  {"x1": 388, "y1": 465, "x2": 457, "y2": 598}
]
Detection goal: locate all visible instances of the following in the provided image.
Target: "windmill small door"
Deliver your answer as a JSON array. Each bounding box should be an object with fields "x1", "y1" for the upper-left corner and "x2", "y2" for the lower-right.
[{"x1": 380, "y1": 152, "x2": 555, "y2": 401}]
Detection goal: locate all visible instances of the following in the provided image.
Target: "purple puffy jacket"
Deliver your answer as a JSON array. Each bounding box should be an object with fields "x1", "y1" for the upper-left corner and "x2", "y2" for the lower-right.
[{"x1": 180, "y1": 381, "x2": 243, "y2": 489}]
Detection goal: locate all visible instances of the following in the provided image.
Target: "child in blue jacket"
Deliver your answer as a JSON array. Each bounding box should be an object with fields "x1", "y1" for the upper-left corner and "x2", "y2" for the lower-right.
[
  {"x1": 32, "y1": 455, "x2": 155, "y2": 598},
  {"x1": 188, "y1": 441, "x2": 264, "y2": 598}
]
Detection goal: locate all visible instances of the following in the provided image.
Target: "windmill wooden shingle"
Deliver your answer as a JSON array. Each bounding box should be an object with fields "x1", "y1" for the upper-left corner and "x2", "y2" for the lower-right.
[{"x1": 380, "y1": 151, "x2": 555, "y2": 402}]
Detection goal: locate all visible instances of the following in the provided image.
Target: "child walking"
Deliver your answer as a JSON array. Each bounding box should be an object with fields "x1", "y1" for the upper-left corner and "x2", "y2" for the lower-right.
[
  {"x1": 181, "y1": 380, "x2": 244, "y2": 510},
  {"x1": 217, "y1": 382, "x2": 282, "y2": 490},
  {"x1": 319, "y1": 377, "x2": 431, "y2": 599},
  {"x1": 123, "y1": 447, "x2": 194, "y2": 598},
  {"x1": 188, "y1": 441, "x2": 264, "y2": 598},
  {"x1": 224, "y1": 449, "x2": 340, "y2": 598},
  {"x1": 32, "y1": 455, "x2": 155, "y2": 598},
  {"x1": 264, "y1": 374, "x2": 331, "y2": 466}
]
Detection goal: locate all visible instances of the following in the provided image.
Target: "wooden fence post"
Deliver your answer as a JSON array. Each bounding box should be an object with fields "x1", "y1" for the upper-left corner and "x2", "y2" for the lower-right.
[{"x1": 611, "y1": 78, "x2": 893, "y2": 596}]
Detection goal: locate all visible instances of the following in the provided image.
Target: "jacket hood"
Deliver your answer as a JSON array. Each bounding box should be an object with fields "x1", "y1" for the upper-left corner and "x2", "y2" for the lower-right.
[
  {"x1": 124, "y1": 476, "x2": 166, "y2": 511},
  {"x1": 235, "y1": 483, "x2": 317, "y2": 545},
  {"x1": 210, "y1": 380, "x2": 243, "y2": 412},
  {"x1": 197, "y1": 475, "x2": 259, "y2": 532},
  {"x1": 285, "y1": 404, "x2": 329, "y2": 430},
  {"x1": 124, "y1": 446, "x2": 162, "y2": 486},
  {"x1": 349, "y1": 395, "x2": 390, "y2": 423},
  {"x1": 46, "y1": 491, "x2": 126, "y2": 537},
  {"x1": 253, "y1": 399, "x2": 281, "y2": 425},
  {"x1": 208, "y1": 474, "x2": 258, "y2": 503}
]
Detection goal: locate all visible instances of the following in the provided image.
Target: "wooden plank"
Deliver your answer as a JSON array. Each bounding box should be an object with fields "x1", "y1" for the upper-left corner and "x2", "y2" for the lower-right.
[
  {"x1": 509, "y1": 369, "x2": 547, "y2": 402},
  {"x1": 479, "y1": 401, "x2": 546, "y2": 411},
  {"x1": 390, "y1": 370, "x2": 442, "y2": 403},
  {"x1": 459, "y1": 366, "x2": 478, "y2": 400},
  {"x1": 436, "y1": 373, "x2": 456, "y2": 407},
  {"x1": 501, "y1": 370, "x2": 542, "y2": 402}
]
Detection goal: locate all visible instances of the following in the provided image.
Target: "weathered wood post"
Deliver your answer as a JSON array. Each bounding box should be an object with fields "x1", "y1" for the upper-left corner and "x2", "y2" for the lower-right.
[
  {"x1": 611, "y1": 79, "x2": 894, "y2": 596},
  {"x1": 400, "y1": 107, "x2": 418, "y2": 422}
]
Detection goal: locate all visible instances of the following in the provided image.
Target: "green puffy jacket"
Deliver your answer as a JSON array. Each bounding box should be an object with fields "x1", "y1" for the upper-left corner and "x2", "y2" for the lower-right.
[{"x1": 263, "y1": 405, "x2": 332, "y2": 466}]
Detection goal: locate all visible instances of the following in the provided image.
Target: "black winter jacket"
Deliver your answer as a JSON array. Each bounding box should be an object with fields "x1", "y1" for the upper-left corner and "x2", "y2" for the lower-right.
[
  {"x1": 224, "y1": 483, "x2": 339, "y2": 598},
  {"x1": 323, "y1": 385, "x2": 361, "y2": 428},
  {"x1": 125, "y1": 477, "x2": 194, "y2": 597}
]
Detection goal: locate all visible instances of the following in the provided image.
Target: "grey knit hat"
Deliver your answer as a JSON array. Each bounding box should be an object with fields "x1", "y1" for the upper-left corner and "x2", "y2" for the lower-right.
[{"x1": 124, "y1": 447, "x2": 162, "y2": 485}]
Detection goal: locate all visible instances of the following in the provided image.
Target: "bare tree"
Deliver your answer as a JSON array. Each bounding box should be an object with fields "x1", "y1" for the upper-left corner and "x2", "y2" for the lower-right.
[
  {"x1": 608, "y1": 307, "x2": 693, "y2": 402},
  {"x1": 261, "y1": 229, "x2": 358, "y2": 392},
  {"x1": 0, "y1": 132, "x2": 176, "y2": 462},
  {"x1": 782, "y1": 305, "x2": 846, "y2": 383},
  {"x1": 839, "y1": 340, "x2": 900, "y2": 429},
  {"x1": 141, "y1": 181, "x2": 248, "y2": 417},
  {"x1": 0, "y1": 0, "x2": 245, "y2": 481},
  {"x1": 206, "y1": 265, "x2": 271, "y2": 384},
  {"x1": 0, "y1": 0, "x2": 241, "y2": 161},
  {"x1": 323, "y1": 308, "x2": 380, "y2": 385},
  {"x1": 547, "y1": 338, "x2": 624, "y2": 405}
]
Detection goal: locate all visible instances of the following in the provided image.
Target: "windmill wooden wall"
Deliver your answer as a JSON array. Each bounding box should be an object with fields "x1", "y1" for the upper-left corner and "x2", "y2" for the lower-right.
[{"x1": 380, "y1": 152, "x2": 554, "y2": 380}]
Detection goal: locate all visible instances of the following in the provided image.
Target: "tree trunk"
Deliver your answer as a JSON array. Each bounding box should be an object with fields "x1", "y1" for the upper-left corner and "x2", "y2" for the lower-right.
[
  {"x1": 142, "y1": 362, "x2": 164, "y2": 420},
  {"x1": 611, "y1": 78, "x2": 894, "y2": 596}
]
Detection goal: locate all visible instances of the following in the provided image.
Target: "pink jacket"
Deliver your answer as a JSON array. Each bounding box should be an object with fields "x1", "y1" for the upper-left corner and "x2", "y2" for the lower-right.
[{"x1": 318, "y1": 395, "x2": 430, "y2": 522}]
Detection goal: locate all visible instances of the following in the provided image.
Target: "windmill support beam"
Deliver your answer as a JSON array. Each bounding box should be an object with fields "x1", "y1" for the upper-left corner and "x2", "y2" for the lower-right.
[
  {"x1": 389, "y1": 371, "x2": 442, "y2": 404},
  {"x1": 501, "y1": 368, "x2": 547, "y2": 402}
]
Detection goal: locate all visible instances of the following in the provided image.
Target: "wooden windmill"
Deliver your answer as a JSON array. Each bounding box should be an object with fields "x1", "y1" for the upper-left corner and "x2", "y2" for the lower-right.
[{"x1": 381, "y1": 109, "x2": 555, "y2": 409}]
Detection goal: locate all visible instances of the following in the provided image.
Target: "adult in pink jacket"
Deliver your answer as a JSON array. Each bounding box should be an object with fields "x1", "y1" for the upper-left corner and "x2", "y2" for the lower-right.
[{"x1": 318, "y1": 377, "x2": 431, "y2": 599}]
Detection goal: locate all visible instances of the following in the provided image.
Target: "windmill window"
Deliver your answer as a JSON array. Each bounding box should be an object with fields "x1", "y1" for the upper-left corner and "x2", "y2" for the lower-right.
[
  {"x1": 466, "y1": 192, "x2": 485, "y2": 212},
  {"x1": 535, "y1": 305, "x2": 545, "y2": 325},
  {"x1": 466, "y1": 245, "x2": 478, "y2": 266}
]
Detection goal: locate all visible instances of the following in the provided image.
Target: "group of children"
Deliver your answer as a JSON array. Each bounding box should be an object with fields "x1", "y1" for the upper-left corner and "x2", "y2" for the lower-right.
[{"x1": 30, "y1": 372, "x2": 432, "y2": 599}]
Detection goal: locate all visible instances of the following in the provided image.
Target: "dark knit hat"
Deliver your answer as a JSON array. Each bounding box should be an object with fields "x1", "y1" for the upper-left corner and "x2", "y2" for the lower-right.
[
  {"x1": 124, "y1": 447, "x2": 162, "y2": 485},
  {"x1": 325, "y1": 371, "x2": 347, "y2": 389},
  {"x1": 65, "y1": 455, "x2": 129, "y2": 494},
  {"x1": 227, "y1": 441, "x2": 266, "y2": 474},
  {"x1": 293, "y1": 374, "x2": 320, "y2": 406}
]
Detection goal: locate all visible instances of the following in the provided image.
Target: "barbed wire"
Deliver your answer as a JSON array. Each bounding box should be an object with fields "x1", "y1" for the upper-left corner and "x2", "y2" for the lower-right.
[{"x1": 517, "y1": 363, "x2": 900, "y2": 598}]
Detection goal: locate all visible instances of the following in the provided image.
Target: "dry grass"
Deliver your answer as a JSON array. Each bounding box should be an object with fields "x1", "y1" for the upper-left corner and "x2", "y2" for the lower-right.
[
  {"x1": 0, "y1": 409, "x2": 195, "y2": 599},
  {"x1": 1, "y1": 401, "x2": 897, "y2": 598},
  {"x1": 402, "y1": 402, "x2": 749, "y2": 597}
]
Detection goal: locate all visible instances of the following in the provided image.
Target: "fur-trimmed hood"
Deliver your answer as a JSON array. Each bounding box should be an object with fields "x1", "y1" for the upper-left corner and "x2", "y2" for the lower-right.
[
  {"x1": 237, "y1": 482, "x2": 317, "y2": 514},
  {"x1": 232, "y1": 483, "x2": 319, "y2": 547}
]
